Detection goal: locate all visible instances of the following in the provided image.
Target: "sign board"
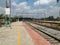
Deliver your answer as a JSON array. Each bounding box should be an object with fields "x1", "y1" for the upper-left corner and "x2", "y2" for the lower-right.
[{"x1": 5, "y1": 8, "x2": 10, "y2": 15}]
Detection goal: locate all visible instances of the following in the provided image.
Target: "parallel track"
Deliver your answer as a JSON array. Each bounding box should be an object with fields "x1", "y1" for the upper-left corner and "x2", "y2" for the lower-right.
[
  {"x1": 25, "y1": 22, "x2": 60, "y2": 45},
  {"x1": 31, "y1": 21, "x2": 60, "y2": 30}
]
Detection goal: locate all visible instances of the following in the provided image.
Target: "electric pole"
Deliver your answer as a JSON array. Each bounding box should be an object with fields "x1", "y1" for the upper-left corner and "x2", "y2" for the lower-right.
[{"x1": 5, "y1": 0, "x2": 11, "y2": 27}]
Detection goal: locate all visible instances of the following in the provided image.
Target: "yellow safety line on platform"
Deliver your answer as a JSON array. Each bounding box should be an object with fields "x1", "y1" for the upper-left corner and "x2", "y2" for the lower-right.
[{"x1": 18, "y1": 27, "x2": 20, "y2": 45}]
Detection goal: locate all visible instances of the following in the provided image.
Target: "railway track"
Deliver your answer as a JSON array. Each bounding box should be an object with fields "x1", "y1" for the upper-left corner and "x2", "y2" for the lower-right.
[
  {"x1": 30, "y1": 21, "x2": 60, "y2": 30},
  {"x1": 25, "y1": 21, "x2": 60, "y2": 45}
]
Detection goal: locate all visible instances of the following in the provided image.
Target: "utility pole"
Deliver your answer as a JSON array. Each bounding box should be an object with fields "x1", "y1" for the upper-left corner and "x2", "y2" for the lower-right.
[
  {"x1": 5, "y1": 0, "x2": 11, "y2": 27},
  {"x1": 57, "y1": 0, "x2": 60, "y2": 20}
]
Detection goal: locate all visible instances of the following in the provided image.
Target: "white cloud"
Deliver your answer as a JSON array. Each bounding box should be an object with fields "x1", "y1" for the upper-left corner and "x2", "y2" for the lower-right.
[
  {"x1": 11, "y1": 1, "x2": 60, "y2": 18},
  {"x1": 12, "y1": 1, "x2": 17, "y2": 6},
  {"x1": 34, "y1": 0, "x2": 51, "y2": 6},
  {"x1": 12, "y1": 2, "x2": 31, "y2": 11},
  {"x1": 34, "y1": 1, "x2": 40, "y2": 6},
  {"x1": 0, "y1": 0, "x2": 59, "y2": 18},
  {"x1": 44, "y1": 7, "x2": 60, "y2": 18},
  {"x1": 0, "y1": 7, "x2": 5, "y2": 14},
  {"x1": 40, "y1": 0, "x2": 51, "y2": 4},
  {"x1": 11, "y1": 2, "x2": 31, "y2": 16}
]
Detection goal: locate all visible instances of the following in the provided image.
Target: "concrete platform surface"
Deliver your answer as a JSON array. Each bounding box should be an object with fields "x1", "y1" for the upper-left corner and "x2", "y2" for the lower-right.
[{"x1": 0, "y1": 21, "x2": 51, "y2": 45}]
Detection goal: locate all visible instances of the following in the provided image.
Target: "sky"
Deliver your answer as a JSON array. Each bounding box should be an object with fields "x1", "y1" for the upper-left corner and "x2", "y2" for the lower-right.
[{"x1": 0, "y1": 0, "x2": 60, "y2": 18}]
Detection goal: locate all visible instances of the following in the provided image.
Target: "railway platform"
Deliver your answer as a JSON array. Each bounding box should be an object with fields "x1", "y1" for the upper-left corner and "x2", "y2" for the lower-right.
[{"x1": 0, "y1": 21, "x2": 51, "y2": 45}]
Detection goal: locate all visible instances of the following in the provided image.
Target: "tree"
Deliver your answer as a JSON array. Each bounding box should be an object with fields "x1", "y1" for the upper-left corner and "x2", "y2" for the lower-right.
[
  {"x1": 56, "y1": 17, "x2": 60, "y2": 21},
  {"x1": 0, "y1": 14, "x2": 3, "y2": 19},
  {"x1": 48, "y1": 16, "x2": 54, "y2": 21},
  {"x1": 40, "y1": 16, "x2": 55, "y2": 21}
]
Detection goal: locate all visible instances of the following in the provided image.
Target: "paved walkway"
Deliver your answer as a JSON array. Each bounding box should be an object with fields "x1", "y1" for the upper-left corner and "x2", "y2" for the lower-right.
[{"x1": 0, "y1": 21, "x2": 51, "y2": 45}]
